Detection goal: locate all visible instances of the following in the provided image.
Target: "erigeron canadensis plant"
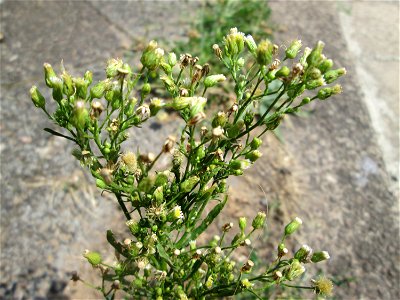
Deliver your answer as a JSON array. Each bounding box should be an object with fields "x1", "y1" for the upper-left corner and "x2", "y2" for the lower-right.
[{"x1": 30, "y1": 28, "x2": 345, "y2": 299}]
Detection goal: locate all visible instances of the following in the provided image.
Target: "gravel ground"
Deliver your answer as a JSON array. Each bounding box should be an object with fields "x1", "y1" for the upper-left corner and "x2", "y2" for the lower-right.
[{"x1": 1, "y1": 1, "x2": 398, "y2": 299}]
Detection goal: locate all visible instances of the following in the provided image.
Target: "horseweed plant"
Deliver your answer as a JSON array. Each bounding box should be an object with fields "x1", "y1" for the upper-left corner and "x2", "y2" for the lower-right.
[{"x1": 30, "y1": 28, "x2": 345, "y2": 299}]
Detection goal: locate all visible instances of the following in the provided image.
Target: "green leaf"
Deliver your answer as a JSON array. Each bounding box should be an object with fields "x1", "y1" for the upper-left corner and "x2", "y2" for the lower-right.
[
  {"x1": 176, "y1": 195, "x2": 228, "y2": 249},
  {"x1": 106, "y1": 230, "x2": 130, "y2": 258},
  {"x1": 43, "y1": 128, "x2": 77, "y2": 142}
]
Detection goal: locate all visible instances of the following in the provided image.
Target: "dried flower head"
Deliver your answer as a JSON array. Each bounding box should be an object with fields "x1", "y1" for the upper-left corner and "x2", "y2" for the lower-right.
[
  {"x1": 312, "y1": 276, "x2": 334, "y2": 296},
  {"x1": 162, "y1": 136, "x2": 176, "y2": 154},
  {"x1": 121, "y1": 152, "x2": 137, "y2": 172}
]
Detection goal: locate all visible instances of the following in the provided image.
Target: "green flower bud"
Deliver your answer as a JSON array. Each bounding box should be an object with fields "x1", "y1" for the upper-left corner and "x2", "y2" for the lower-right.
[
  {"x1": 180, "y1": 176, "x2": 199, "y2": 193},
  {"x1": 233, "y1": 169, "x2": 243, "y2": 176},
  {"x1": 311, "y1": 251, "x2": 330, "y2": 263},
  {"x1": 245, "y1": 150, "x2": 262, "y2": 162},
  {"x1": 51, "y1": 77, "x2": 63, "y2": 102},
  {"x1": 305, "y1": 78, "x2": 325, "y2": 90},
  {"x1": 324, "y1": 68, "x2": 346, "y2": 84},
  {"x1": 299, "y1": 47, "x2": 312, "y2": 67},
  {"x1": 245, "y1": 34, "x2": 257, "y2": 54},
  {"x1": 124, "y1": 97, "x2": 137, "y2": 117},
  {"x1": 153, "y1": 186, "x2": 164, "y2": 205},
  {"x1": 256, "y1": 39, "x2": 274, "y2": 66},
  {"x1": 284, "y1": 217, "x2": 302, "y2": 235},
  {"x1": 307, "y1": 67, "x2": 322, "y2": 80},
  {"x1": 275, "y1": 66, "x2": 290, "y2": 77},
  {"x1": 140, "y1": 41, "x2": 164, "y2": 70},
  {"x1": 71, "y1": 101, "x2": 89, "y2": 129},
  {"x1": 155, "y1": 171, "x2": 169, "y2": 186},
  {"x1": 278, "y1": 243, "x2": 288, "y2": 257},
  {"x1": 237, "y1": 57, "x2": 245, "y2": 68},
  {"x1": 83, "y1": 250, "x2": 102, "y2": 266},
  {"x1": 250, "y1": 137, "x2": 262, "y2": 150},
  {"x1": 252, "y1": 212, "x2": 267, "y2": 229},
  {"x1": 149, "y1": 98, "x2": 164, "y2": 116},
  {"x1": 300, "y1": 97, "x2": 311, "y2": 106},
  {"x1": 168, "y1": 205, "x2": 184, "y2": 221},
  {"x1": 90, "y1": 81, "x2": 108, "y2": 99},
  {"x1": 317, "y1": 85, "x2": 342, "y2": 100},
  {"x1": 223, "y1": 27, "x2": 245, "y2": 57},
  {"x1": 189, "y1": 97, "x2": 207, "y2": 117},
  {"x1": 318, "y1": 59, "x2": 333, "y2": 73},
  {"x1": 61, "y1": 71, "x2": 74, "y2": 97},
  {"x1": 204, "y1": 74, "x2": 226, "y2": 88},
  {"x1": 211, "y1": 111, "x2": 227, "y2": 128},
  {"x1": 106, "y1": 58, "x2": 123, "y2": 78},
  {"x1": 230, "y1": 159, "x2": 243, "y2": 170},
  {"x1": 243, "y1": 111, "x2": 254, "y2": 127},
  {"x1": 73, "y1": 77, "x2": 88, "y2": 99},
  {"x1": 43, "y1": 63, "x2": 58, "y2": 88},
  {"x1": 285, "y1": 259, "x2": 305, "y2": 280},
  {"x1": 168, "y1": 52, "x2": 177, "y2": 66},
  {"x1": 294, "y1": 244, "x2": 313, "y2": 263},
  {"x1": 171, "y1": 97, "x2": 190, "y2": 111},
  {"x1": 96, "y1": 179, "x2": 107, "y2": 189},
  {"x1": 84, "y1": 70, "x2": 93, "y2": 85},
  {"x1": 126, "y1": 219, "x2": 140, "y2": 235},
  {"x1": 307, "y1": 41, "x2": 325, "y2": 67},
  {"x1": 160, "y1": 62, "x2": 172, "y2": 74},
  {"x1": 160, "y1": 75, "x2": 176, "y2": 94},
  {"x1": 241, "y1": 278, "x2": 253, "y2": 288},
  {"x1": 141, "y1": 82, "x2": 151, "y2": 98},
  {"x1": 239, "y1": 217, "x2": 247, "y2": 233},
  {"x1": 118, "y1": 63, "x2": 132, "y2": 75},
  {"x1": 266, "y1": 69, "x2": 276, "y2": 80},
  {"x1": 138, "y1": 176, "x2": 154, "y2": 193},
  {"x1": 285, "y1": 39, "x2": 302, "y2": 59},
  {"x1": 30, "y1": 86, "x2": 46, "y2": 109},
  {"x1": 231, "y1": 232, "x2": 245, "y2": 245}
]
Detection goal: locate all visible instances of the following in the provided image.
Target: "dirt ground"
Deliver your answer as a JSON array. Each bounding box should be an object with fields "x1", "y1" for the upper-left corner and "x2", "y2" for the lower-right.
[{"x1": 1, "y1": 1, "x2": 399, "y2": 299}]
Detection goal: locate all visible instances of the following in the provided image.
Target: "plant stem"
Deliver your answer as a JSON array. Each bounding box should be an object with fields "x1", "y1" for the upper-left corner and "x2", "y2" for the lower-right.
[{"x1": 115, "y1": 193, "x2": 131, "y2": 220}]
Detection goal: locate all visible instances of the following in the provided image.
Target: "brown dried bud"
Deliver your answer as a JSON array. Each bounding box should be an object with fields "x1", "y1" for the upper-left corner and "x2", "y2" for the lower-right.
[
  {"x1": 162, "y1": 136, "x2": 176, "y2": 154},
  {"x1": 179, "y1": 88, "x2": 189, "y2": 97},
  {"x1": 274, "y1": 271, "x2": 283, "y2": 281},
  {"x1": 140, "y1": 152, "x2": 155, "y2": 164},
  {"x1": 192, "y1": 64, "x2": 203, "y2": 83},
  {"x1": 200, "y1": 126, "x2": 208, "y2": 136},
  {"x1": 192, "y1": 249, "x2": 202, "y2": 259},
  {"x1": 112, "y1": 280, "x2": 120, "y2": 290},
  {"x1": 180, "y1": 53, "x2": 192, "y2": 69},
  {"x1": 100, "y1": 168, "x2": 113, "y2": 184},
  {"x1": 187, "y1": 112, "x2": 206, "y2": 126},
  {"x1": 90, "y1": 101, "x2": 104, "y2": 119},
  {"x1": 192, "y1": 56, "x2": 199, "y2": 65},
  {"x1": 71, "y1": 271, "x2": 80, "y2": 282},
  {"x1": 222, "y1": 222, "x2": 233, "y2": 232},
  {"x1": 272, "y1": 44, "x2": 279, "y2": 55},
  {"x1": 212, "y1": 126, "x2": 224, "y2": 139},
  {"x1": 201, "y1": 63, "x2": 210, "y2": 77},
  {"x1": 269, "y1": 59, "x2": 281, "y2": 71},
  {"x1": 241, "y1": 260, "x2": 254, "y2": 273},
  {"x1": 228, "y1": 103, "x2": 238, "y2": 116},
  {"x1": 212, "y1": 44, "x2": 223, "y2": 60},
  {"x1": 214, "y1": 148, "x2": 224, "y2": 161},
  {"x1": 123, "y1": 238, "x2": 132, "y2": 246}
]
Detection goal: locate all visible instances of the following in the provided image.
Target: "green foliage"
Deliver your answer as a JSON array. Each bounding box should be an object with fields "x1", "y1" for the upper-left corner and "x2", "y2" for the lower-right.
[
  {"x1": 174, "y1": 0, "x2": 272, "y2": 68},
  {"x1": 31, "y1": 27, "x2": 345, "y2": 299}
]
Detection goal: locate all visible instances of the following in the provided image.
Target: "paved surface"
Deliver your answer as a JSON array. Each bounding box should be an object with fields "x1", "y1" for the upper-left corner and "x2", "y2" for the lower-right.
[{"x1": 0, "y1": 1, "x2": 398, "y2": 299}]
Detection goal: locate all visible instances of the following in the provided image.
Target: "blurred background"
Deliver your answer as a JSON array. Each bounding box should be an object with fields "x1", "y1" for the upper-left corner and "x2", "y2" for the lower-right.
[{"x1": 0, "y1": 0, "x2": 398, "y2": 299}]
